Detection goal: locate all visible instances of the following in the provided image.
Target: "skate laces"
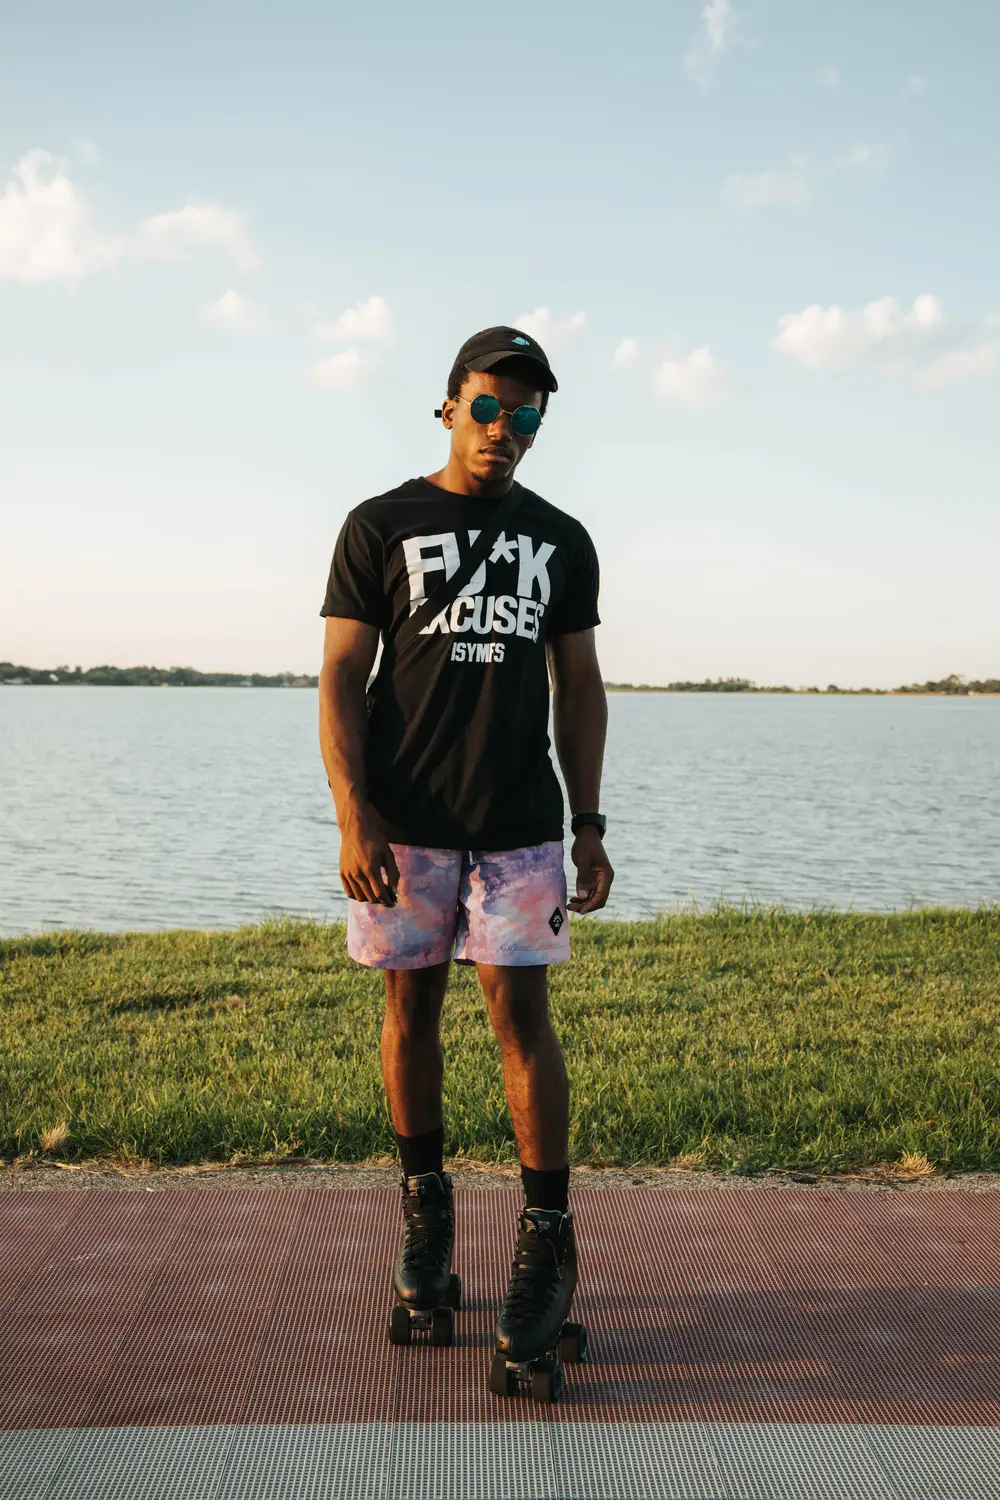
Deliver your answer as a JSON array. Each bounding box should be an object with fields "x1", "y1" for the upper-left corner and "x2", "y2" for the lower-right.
[
  {"x1": 502, "y1": 1210, "x2": 567, "y2": 1319},
  {"x1": 401, "y1": 1179, "x2": 452, "y2": 1274}
]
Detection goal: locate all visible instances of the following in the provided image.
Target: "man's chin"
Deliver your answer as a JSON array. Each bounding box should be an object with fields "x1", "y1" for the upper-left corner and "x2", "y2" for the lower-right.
[{"x1": 473, "y1": 453, "x2": 516, "y2": 481}]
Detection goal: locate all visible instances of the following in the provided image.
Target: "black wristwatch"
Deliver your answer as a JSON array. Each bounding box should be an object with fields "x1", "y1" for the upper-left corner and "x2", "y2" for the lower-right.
[{"x1": 571, "y1": 812, "x2": 607, "y2": 837}]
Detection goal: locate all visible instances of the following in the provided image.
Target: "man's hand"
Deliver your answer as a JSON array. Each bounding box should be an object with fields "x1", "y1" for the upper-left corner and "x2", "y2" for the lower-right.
[
  {"x1": 568, "y1": 826, "x2": 614, "y2": 914},
  {"x1": 339, "y1": 810, "x2": 400, "y2": 906}
]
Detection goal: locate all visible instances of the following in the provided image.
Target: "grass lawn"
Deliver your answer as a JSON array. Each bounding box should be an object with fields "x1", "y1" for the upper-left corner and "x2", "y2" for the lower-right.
[{"x1": 2, "y1": 910, "x2": 998, "y2": 1173}]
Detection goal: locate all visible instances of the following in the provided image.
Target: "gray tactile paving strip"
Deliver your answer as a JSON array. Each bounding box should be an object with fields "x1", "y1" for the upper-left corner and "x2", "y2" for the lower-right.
[
  {"x1": 864, "y1": 1423, "x2": 1000, "y2": 1500},
  {"x1": 709, "y1": 1420, "x2": 895, "y2": 1499},
  {"x1": 549, "y1": 1420, "x2": 724, "y2": 1498},
  {"x1": 218, "y1": 1421, "x2": 395, "y2": 1500},
  {"x1": 387, "y1": 1421, "x2": 555, "y2": 1499},
  {"x1": 39, "y1": 1422, "x2": 233, "y2": 1500},
  {"x1": 0, "y1": 1427, "x2": 75, "y2": 1500},
  {"x1": 0, "y1": 1186, "x2": 996, "y2": 1497},
  {"x1": 3, "y1": 1422, "x2": 1000, "y2": 1499}
]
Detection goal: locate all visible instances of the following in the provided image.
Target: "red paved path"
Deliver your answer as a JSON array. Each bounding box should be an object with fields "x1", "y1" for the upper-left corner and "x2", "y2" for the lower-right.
[{"x1": 1, "y1": 1187, "x2": 997, "y2": 1432}]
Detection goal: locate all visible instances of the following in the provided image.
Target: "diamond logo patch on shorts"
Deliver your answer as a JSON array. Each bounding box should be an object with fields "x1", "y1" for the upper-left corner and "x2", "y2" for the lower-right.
[{"x1": 548, "y1": 908, "x2": 564, "y2": 935}]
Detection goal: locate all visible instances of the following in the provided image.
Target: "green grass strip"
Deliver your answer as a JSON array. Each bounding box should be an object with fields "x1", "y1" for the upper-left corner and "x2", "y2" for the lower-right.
[{"x1": 2, "y1": 910, "x2": 998, "y2": 1172}]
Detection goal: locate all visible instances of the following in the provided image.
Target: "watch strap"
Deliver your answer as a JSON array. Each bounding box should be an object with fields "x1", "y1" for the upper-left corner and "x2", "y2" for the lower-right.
[{"x1": 571, "y1": 812, "x2": 607, "y2": 836}]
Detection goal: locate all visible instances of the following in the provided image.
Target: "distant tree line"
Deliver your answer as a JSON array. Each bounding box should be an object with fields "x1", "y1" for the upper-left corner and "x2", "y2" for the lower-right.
[
  {"x1": 604, "y1": 673, "x2": 1000, "y2": 695},
  {"x1": 606, "y1": 677, "x2": 766, "y2": 693},
  {"x1": 3, "y1": 664, "x2": 997, "y2": 694},
  {"x1": 894, "y1": 673, "x2": 1000, "y2": 695},
  {"x1": 606, "y1": 678, "x2": 820, "y2": 693},
  {"x1": 0, "y1": 663, "x2": 318, "y2": 688}
]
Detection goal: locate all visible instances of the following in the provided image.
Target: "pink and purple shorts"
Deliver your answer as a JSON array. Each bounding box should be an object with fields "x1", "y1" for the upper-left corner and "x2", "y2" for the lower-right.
[{"x1": 347, "y1": 841, "x2": 570, "y2": 969}]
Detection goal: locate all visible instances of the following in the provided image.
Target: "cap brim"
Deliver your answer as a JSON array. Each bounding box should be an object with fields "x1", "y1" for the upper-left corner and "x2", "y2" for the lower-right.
[{"x1": 466, "y1": 349, "x2": 558, "y2": 393}]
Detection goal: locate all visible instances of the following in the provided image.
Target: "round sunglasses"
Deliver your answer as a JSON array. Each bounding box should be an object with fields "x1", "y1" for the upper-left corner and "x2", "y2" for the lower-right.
[{"x1": 457, "y1": 393, "x2": 542, "y2": 436}]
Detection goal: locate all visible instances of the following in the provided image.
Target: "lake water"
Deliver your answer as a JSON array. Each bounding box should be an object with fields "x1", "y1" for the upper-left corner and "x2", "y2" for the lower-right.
[{"x1": 1, "y1": 688, "x2": 998, "y2": 934}]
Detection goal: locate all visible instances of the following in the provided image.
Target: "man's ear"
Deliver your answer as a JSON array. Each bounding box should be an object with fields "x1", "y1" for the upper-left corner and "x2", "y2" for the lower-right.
[{"x1": 440, "y1": 397, "x2": 457, "y2": 430}]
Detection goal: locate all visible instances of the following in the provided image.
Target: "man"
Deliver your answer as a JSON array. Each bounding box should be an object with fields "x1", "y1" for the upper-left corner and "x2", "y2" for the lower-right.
[{"x1": 318, "y1": 325, "x2": 612, "y2": 1394}]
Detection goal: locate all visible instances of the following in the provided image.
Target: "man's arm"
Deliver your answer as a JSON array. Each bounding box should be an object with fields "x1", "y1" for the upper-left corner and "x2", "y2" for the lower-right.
[
  {"x1": 318, "y1": 616, "x2": 399, "y2": 906},
  {"x1": 547, "y1": 628, "x2": 614, "y2": 914}
]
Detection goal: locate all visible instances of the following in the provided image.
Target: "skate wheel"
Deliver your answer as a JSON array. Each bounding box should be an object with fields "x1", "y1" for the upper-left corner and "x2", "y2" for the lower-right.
[
  {"x1": 430, "y1": 1306, "x2": 454, "y2": 1346},
  {"x1": 559, "y1": 1321, "x2": 588, "y2": 1363},
  {"x1": 531, "y1": 1362, "x2": 564, "y2": 1403},
  {"x1": 389, "y1": 1306, "x2": 412, "y2": 1346},
  {"x1": 489, "y1": 1353, "x2": 516, "y2": 1397},
  {"x1": 447, "y1": 1273, "x2": 462, "y2": 1311}
]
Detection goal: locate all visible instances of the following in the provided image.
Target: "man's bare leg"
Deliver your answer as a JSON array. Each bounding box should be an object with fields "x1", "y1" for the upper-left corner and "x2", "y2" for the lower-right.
[
  {"x1": 477, "y1": 963, "x2": 569, "y2": 1171},
  {"x1": 381, "y1": 962, "x2": 450, "y2": 1137}
]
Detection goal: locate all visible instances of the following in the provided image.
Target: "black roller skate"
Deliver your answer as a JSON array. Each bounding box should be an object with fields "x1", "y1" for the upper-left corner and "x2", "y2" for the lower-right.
[
  {"x1": 490, "y1": 1206, "x2": 588, "y2": 1402},
  {"x1": 388, "y1": 1171, "x2": 462, "y2": 1347}
]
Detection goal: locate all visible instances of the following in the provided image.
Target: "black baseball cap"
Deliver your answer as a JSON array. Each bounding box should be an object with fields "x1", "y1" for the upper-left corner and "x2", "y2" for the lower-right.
[{"x1": 451, "y1": 325, "x2": 558, "y2": 393}]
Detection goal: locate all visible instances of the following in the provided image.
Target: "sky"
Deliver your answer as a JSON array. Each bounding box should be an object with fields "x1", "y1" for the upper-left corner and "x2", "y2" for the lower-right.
[{"x1": 1, "y1": 0, "x2": 998, "y2": 688}]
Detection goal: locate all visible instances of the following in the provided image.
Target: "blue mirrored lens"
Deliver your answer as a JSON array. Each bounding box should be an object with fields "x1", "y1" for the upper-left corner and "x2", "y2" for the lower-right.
[
  {"x1": 511, "y1": 405, "x2": 541, "y2": 436},
  {"x1": 469, "y1": 394, "x2": 502, "y2": 424}
]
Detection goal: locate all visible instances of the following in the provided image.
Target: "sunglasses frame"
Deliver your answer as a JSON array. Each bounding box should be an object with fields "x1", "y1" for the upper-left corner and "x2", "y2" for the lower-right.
[{"x1": 455, "y1": 393, "x2": 542, "y2": 436}]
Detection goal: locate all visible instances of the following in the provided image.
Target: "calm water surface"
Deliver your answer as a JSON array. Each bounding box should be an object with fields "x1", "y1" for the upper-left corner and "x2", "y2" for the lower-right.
[{"x1": 1, "y1": 688, "x2": 997, "y2": 933}]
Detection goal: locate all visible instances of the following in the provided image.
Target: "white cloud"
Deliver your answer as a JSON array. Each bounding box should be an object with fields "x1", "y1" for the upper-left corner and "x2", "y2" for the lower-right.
[
  {"x1": 901, "y1": 74, "x2": 926, "y2": 97},
  {"x1": 203, "y1": 288, "x2": 269, "y2": 335},
  {"x1": 0, "y1": 149, "x2": 260, "y2": 284},
  {"x1": 817, "y1": 65, "x2": 841, "y2": 90},
  {"x1": 683, "y1": 0, "x2": 740, "y2": 82},
  {"x1": 773, "y1": 295, "x2": 945, "y2": 372},
  {"x1": 835, "y1": 142, "x2": 890, "y2": 175},
  {"x1": 611, "y1": 336, "x2": 639, "y2": 371},
  {"x1": 913, "y1": 345, "x2": 997, "y2": 391},
  {"x1": 654, "y1": 347, "x2": 729, "y2": 407},
  {"x1": 773, "y1": 295, "x2": 943, "y2": 373},
  {"x1": 135, "y1": 204, "x2": 260, "y2": 271},
  {"x1": 513, "y1": 307, "x2": 586, "y2": 348},
  {"x1": 312, "y1": 294, "x2": 394, "y2": 343},
  {"x1": 0, "y1": 149, "x2": 119, "y2": 283},
  {"x1": 310, "y1": 349, "x2": 375, "y2": 391},
  {"x1": 723, "y1": 154, "x2": 809, "y2": 208},
  {"x1": 773, "y1": 294, "x2": 997, "y2": 391},
  {"x1": 703, "y1": 0, "x2": 735, "y2": 50}
]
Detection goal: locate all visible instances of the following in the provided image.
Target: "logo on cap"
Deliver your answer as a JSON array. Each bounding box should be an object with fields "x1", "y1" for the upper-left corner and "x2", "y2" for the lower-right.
[{"x1": 512, "y1": 336, "x2": 530, "y2": 346}]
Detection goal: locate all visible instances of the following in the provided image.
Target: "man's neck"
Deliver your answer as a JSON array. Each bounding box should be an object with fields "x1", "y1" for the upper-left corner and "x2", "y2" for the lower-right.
[{"x1": 424, "y1": 459, "x2": 516, "y2": 499}]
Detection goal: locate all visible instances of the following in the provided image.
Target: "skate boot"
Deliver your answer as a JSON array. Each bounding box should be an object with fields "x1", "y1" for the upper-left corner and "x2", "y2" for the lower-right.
[
  {"x1": 490, "y1": 1207, "x2": 588, "y2": 1402},
  {"x1": 388, "y1": 1171, "x2": 462, "y2": 1347}
]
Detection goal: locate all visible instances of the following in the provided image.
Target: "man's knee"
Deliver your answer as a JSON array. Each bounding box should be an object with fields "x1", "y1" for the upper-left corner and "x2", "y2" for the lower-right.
[
  {"x1": 383, "y1": 964, "x2": 448, "y2": 1044},
  {"x1": 485, "y1": 976, "x2": 553, "y2": 1056}
]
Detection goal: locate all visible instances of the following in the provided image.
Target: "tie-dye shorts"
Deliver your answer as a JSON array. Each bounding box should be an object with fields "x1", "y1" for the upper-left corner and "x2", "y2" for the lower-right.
[{"x1": 346, "y1": 841, "x2": 570, "y2": 969}]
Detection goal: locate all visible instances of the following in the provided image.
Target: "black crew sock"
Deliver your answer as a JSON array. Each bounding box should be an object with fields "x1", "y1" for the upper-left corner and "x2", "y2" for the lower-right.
[
  {"x1": 395, "y1": 1126, "x2": 444, "y2": 1180},
  {"x1": 520, "y1": 1164, "x2": 570, "y2": 1213}
]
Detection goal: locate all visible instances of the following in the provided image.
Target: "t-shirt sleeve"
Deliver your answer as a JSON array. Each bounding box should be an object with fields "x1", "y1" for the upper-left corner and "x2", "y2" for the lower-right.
[
  {"x1": 547, "y1": 524, "x2": 601, "y2": 635},
  {"x1": 319, "y1": 510, "x2": 387, "y2": 625}
]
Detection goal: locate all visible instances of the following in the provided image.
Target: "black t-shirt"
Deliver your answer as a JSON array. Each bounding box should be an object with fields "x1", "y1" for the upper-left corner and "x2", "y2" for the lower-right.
[{"x1": 321, "y1": 476, "x2": 600, "y2": 850}]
